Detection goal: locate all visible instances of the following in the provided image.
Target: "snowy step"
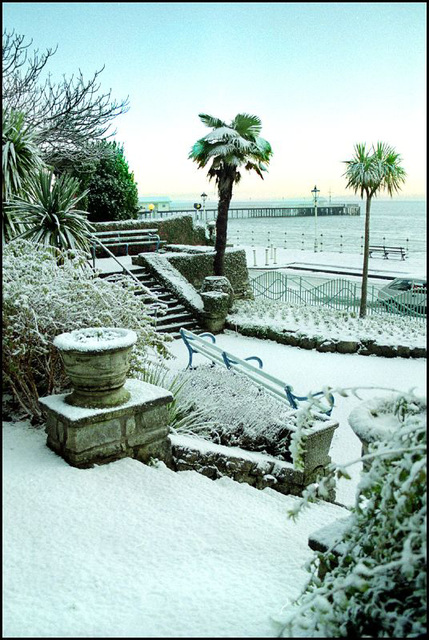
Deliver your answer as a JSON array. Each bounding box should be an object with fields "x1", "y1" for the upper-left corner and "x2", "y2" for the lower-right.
[{"x1": 157, "y1": 319, "x2": 199, "y2": 333}]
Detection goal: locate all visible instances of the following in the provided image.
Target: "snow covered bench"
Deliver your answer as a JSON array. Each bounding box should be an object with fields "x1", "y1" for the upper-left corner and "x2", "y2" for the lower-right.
[{"x1": 179, "y1": 328, "x2": 335, "y2": 415}]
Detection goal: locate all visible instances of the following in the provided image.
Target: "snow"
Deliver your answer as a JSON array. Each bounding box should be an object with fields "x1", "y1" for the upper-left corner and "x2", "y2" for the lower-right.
[
  {"x1": 3, "y1": 420, "x2": 346, "y2": 638},
  {"x1": 40, "y1": 379, "x2": 173, "y2": 421},
  {"x1": 242, "y1": 245, "x2": 427, "y2": 280},
  {"x1": 167, "y1": 330, "x2": 426, "y2": 506},
  {"x1": 53, "y1": 327, "x2": 137, "y2": 352},
  {"x1": 3, "y1": 247, "x2": 427, "y2": 638}
]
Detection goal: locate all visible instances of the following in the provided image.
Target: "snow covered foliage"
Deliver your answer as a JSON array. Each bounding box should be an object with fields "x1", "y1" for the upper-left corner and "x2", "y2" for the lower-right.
[
  {"x1": 2, "y1": 240, "x2": 170, "y2": 421},
  {"x1": 280, "y1": 390, "x2": 427, "y2": 638},
  {"x1": 229, "y1": 299, "x2": 426, "y2": 348},
  {"x1": 170, "y1": 365, "x2": 332, "y2": 465}
]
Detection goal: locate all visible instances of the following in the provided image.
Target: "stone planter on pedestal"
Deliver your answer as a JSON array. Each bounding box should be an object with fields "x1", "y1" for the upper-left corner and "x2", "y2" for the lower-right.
[
  {"x1": 40, "y1": 327, "x2": 174, "y2": 469},
  {"x1": 200, "y1": 276, "x2": 234, "y2": 333},
  {"x1": 53, "y1": 327, "x2": 137, "y2": 409}
]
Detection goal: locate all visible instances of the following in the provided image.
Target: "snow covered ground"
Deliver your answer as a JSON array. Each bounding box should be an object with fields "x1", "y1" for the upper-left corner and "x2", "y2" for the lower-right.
[
  {"x1": 3, "y1": 333, "x2": 426, "y2": 638},
  {"x1": 3, "y1": 246, "x2": 426, "y2": 638},
  {"x1": 94, "y1": 245, "x2": 427, "y2": 283},
  {"x1": 243, "y1": 245, "x2": 426, "y2": 281}
]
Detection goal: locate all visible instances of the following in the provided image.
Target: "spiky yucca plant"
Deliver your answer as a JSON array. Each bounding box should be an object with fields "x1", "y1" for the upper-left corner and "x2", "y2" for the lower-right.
[
  {"x1": 6, "y1": 169, "x2": 95, "y2": 252},
  {"x1": 189, "y1": 113, "x2": 273, "y2": 275},
  {"x1": 2, "y1": 109, "x2": 44, "y2": 242}
]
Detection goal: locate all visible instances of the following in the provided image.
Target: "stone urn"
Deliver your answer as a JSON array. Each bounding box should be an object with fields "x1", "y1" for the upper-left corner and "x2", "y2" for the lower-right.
[
  {"x1": 348, "y1": 393, "x2": 426, "y2": 468},
  {"x1": 53, "y1": 327, "x2": 137, "y2": 409}
]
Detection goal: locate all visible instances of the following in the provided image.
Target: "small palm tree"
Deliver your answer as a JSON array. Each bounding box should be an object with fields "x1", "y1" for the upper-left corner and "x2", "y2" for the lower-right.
[
  {"x1": 6, "y1": 169, "x2": 95, "y2": 253},
  {"x1": 343, "y1": 142, "x2": 406, "y2": 317},
  {"x1": 2, "y1": 109, "x2": 44, "y2": 242},
  {"x1": 189, "y1": 113, "x2": 273, "y2": 275}
]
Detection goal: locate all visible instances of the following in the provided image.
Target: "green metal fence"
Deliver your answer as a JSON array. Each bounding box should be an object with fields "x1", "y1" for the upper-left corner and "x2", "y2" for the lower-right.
[{"x1": 250, "y1": 272, "x2": 426, "y2": 320}]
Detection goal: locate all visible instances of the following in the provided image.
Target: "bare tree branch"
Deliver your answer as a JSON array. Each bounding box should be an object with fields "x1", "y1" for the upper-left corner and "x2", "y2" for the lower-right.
[{"x1": 2, "y1": 30, "x2": 130, "y2": 171}]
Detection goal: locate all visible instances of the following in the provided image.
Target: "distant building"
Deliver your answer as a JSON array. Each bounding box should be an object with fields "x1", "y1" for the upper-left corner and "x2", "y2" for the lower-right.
[{"x1": 138, "y1": 196, "x2": 172, "y2": 215}]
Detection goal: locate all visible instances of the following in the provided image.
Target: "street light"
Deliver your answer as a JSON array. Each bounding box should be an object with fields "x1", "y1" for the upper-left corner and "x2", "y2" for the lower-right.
[
  {"x1": 311, "y1": 185, "x2": 320, "y2": 252},
  {"x1": 201, "y1": 192, "x2": 207, "y2": 221}
]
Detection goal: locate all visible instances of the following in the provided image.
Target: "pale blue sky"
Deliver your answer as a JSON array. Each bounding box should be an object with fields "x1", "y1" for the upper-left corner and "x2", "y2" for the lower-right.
[{"x1": 3, "y1": 2, "x2": 426, "y2": 200}]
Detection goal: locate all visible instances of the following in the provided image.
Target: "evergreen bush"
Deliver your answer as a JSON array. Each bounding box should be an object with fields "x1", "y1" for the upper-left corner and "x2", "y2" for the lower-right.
[
  {"x1": 71, "y1": 141, "x2": 139, "y2": 222},
  {"x1": 280, "y1": 390, "x2": 426, "y2": 638},
  {"x1": 2, "y1": 240, "x2": 170, "y2": 422}
]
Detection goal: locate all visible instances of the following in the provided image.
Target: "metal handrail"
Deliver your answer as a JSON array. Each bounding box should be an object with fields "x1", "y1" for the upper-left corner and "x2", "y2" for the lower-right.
[{"x1": 89, "y1": 235, "x2": 159, "y2": 303}]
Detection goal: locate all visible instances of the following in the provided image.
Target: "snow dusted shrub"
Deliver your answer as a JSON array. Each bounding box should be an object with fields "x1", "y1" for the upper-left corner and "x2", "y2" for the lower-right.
[
  {"x1": 280, "y1": 390, "x2": 426, "y2": 638},
  {"x1": 2, "y1": 240, "x2": 170, "y2": 422},
  {"x1": 172, "y1": 365, "x2": 332, "y2": 464}
]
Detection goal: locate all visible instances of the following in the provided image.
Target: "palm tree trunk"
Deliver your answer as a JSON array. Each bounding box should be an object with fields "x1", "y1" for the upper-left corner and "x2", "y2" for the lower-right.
[
  {"x1": 214, "y1": 173, "x2": 234, "y2": 275},
  {"x1": 360, "y1": 195, "x2": 372, "y2": 318}
]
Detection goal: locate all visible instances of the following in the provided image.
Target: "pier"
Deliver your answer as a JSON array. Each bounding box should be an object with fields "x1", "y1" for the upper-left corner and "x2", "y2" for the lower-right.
[{"x1": 142, "y1": 203, "x2": 360, "y2": 221}]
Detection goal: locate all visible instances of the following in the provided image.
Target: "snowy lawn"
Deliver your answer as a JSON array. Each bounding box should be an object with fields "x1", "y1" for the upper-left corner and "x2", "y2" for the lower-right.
[
  {"x1": 3, "y1": 420, "x2": 346, "y2": 638},
  {"x1": 3, "y1": 334, "x2": 426, "y2": 637}
]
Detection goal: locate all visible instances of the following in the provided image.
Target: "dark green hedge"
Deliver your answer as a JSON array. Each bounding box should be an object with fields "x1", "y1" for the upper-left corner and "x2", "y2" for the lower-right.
[{"x1": 169, "y1": 249, "x2": 253, "y2": 299}]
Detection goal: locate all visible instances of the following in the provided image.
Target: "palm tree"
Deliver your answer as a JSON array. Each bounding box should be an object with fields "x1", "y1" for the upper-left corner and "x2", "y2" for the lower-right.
[
  {"x1": 6, "y1": 169, "x2": 95, "y2": 253},
  {"x1": 189, "y1": 113, "x2": 273, "y2": 275},
  {"x1": 2, "y1": 109, "x2": 44, "y2": 242},
  {"x1": 343, "y1": 142, "x2": 406, "y2": 318}
]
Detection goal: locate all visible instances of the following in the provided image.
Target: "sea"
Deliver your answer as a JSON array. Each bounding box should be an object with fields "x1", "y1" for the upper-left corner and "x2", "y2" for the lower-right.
[{"x1": 169, "y1": 198, "x2": 426, "y2": 255}]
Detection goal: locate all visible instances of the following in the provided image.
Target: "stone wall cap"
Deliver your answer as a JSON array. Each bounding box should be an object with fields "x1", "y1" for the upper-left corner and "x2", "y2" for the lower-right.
[
  {"x1": 170, "y1": 433, "x2": 294, "y2": 470},
  {"x1": 40, "y1": 378, "x2": 173, "y2": 423}
]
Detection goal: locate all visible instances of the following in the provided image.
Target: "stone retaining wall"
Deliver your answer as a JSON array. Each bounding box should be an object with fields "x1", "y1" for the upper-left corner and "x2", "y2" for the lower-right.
[
  {"x1": 170, "y1": 430, "x2": 337, "y2": 499},
  {"x1": 226, "y1": 322, "x2": 427, "y2": 359}
]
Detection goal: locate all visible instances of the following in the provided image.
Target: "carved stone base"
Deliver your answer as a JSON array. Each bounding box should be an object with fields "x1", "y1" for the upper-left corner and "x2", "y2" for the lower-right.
[{"x1": 40, "y1": 378, "x2": 174, "y2": 469}]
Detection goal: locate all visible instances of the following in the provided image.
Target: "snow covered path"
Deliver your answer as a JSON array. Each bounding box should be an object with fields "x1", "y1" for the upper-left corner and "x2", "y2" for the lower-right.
[{"x1": 3, "y1": 421, "x2": 346, "y2": 638}]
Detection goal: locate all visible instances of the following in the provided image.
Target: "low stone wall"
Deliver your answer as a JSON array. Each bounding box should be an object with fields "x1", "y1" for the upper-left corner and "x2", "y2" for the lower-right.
[
  {"x1": 170, "y1": 433, "x2": 336, "y2": 499},
  {"x1": 226, "y1": 322, "x2": 427, "y2": 359}
]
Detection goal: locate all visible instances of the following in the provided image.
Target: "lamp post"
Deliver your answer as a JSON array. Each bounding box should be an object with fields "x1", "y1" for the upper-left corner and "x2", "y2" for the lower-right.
[
  {"x1": 311, "y1": 185, "x2": 320, "y2": 252},
  {"x1": 201, "y1": 192, "x2": 207, "y2": 221}
]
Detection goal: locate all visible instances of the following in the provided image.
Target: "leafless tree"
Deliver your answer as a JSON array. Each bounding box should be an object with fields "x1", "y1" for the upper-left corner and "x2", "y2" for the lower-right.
[{"x1": 2, "y1": 30, "x2": 130, "y2": 171}]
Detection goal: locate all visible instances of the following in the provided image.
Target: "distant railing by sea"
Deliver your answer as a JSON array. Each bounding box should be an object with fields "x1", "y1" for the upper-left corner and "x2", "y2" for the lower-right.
[{"x1": 139, "y1": 203, "x2": 360, "y2": 221}]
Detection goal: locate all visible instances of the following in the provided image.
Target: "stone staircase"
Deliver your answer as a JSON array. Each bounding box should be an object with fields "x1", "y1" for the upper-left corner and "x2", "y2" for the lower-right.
[{"x1": 100, "y1": 265, "x2": 202, "y2": 339}]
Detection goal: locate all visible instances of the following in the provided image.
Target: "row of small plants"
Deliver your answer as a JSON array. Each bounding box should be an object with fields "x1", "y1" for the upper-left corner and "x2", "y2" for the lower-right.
[{"x1": 229, "y1": 298, "x2": 426, "y2": 348}]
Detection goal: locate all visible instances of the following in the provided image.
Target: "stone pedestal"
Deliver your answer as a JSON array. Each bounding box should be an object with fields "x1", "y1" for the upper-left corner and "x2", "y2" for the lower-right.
[
  {"x1": 40, "y1": 378, "x2": 174, "y2": 469},
  {"x1": 201, "y1": 276, "x2": 234, "y2": 333}
]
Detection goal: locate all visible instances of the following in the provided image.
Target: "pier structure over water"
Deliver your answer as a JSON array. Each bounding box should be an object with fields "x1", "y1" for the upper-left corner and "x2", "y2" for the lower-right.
[
  {"x1": 142, "y1": 203, "x2": 360, "y2": 221},
  {"x1": 244, "y1": 204, "x2": 359, "y2": 218}
]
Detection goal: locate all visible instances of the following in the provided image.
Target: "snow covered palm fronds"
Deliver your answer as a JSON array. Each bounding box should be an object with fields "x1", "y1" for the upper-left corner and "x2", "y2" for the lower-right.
[
  {"x1": 2, "y1": 240, "x2": 170, "y2": 421},
  {"x1": 279, "y1": 391, "x2": 427, "y2": 638}
]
